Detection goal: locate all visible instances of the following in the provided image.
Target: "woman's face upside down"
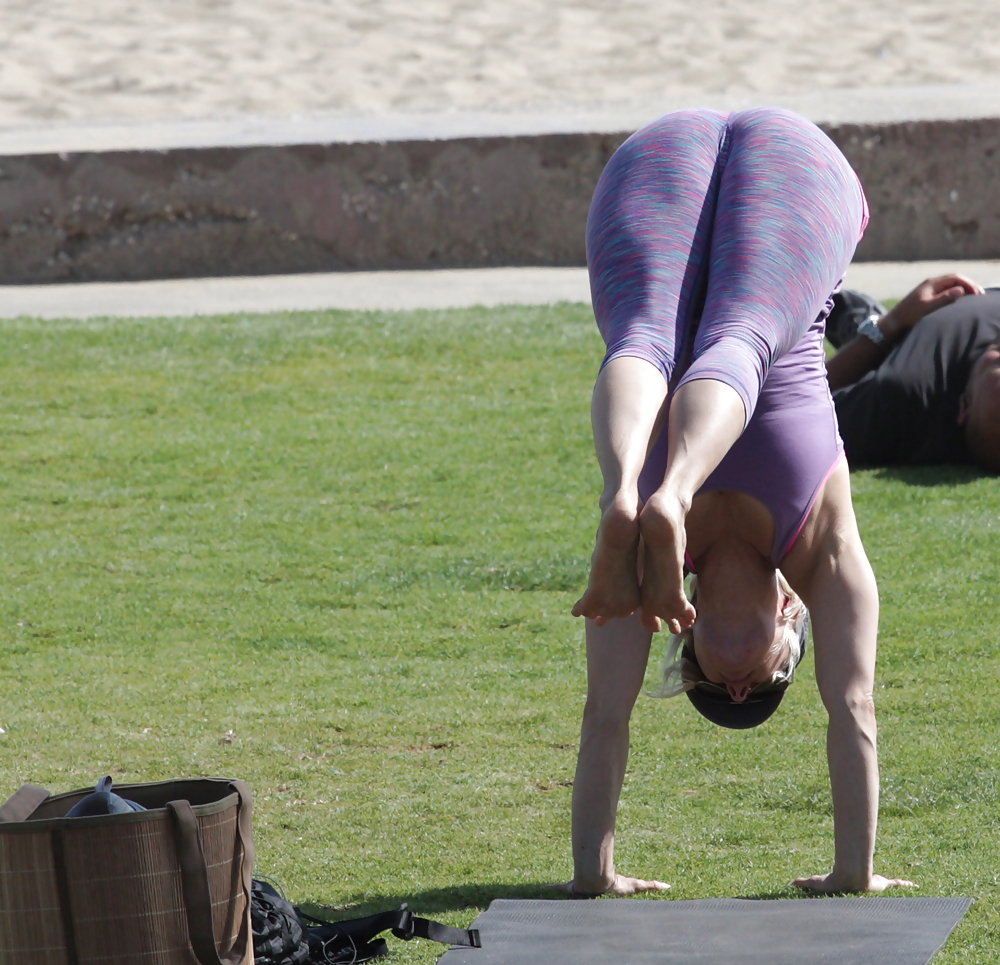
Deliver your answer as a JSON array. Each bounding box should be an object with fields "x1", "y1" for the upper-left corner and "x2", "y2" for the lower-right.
[{"x1": 690, "y1": 542, "x2": 791, "y2": 702}]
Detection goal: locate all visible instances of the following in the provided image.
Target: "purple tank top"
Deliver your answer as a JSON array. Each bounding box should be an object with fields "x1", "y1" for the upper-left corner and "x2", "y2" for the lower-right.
[{"x1": 638, "y1": 311, "x2": 844, "y2": 565}]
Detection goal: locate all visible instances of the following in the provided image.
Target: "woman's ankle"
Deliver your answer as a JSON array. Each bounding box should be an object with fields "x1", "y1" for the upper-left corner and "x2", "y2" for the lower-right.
[
  {"x1": 599, "y1": 487, "x2": 639, "y2": 520},
  {"x1": 646, "y1": 485, "x2": 691, "y2": 518}
]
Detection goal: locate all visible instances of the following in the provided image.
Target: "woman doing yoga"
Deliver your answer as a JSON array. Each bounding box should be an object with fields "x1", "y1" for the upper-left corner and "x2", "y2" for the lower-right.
[{"x1": 565, "y1": 108, "x2": 914, "y2": 896}]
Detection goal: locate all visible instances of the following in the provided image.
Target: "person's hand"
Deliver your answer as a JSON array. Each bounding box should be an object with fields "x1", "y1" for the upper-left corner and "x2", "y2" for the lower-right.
[
  {"x1": 881, "y1": 274, "x2": 984, "y2": 341},
  {"x1": 548, "y1": 874, "x2": 671, "y2": 897},
  {"x1": 793, "y1": 871, "x2": 915, "y2": 894}
]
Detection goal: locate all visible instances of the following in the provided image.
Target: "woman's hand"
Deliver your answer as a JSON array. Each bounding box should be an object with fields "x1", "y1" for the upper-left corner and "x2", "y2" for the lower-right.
[
  {"x1": 881, "y1": 273, "x2": 984, "y2": 341},
  {"x1": 548, "y1": 874, "x2": 671, "y2": 897},
  {"x1": 793, "y1": 871, "x2": 915, "y2": 894}
]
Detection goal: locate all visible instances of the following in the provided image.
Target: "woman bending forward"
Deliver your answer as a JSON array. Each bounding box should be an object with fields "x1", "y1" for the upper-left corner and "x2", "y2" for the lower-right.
[{"x1": 567, "y1": 107, "x2": 913, "y2": 896}]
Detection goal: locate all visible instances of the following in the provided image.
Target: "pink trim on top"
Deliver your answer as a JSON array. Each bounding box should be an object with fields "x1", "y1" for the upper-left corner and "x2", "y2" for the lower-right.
[
  {"x1": 684, "y1": 549, "x2": 697, "y2": 573},
  {"x1": 779, "y1": 450, "x2": 846, "y2": 562},
  {"x1": 856, "y1": 173, "x2": 870, "y2": 241}
]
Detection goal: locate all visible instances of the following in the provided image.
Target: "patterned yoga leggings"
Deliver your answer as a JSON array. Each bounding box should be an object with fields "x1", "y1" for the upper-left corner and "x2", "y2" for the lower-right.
[{"x1": 587, "y1": 107, "x2": 868, "y2": 422}]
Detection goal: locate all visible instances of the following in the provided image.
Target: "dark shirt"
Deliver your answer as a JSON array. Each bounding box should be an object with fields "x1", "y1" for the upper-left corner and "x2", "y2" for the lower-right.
[{"x1": 833, "y1": 292, "x2": 1000, "y2": 466}]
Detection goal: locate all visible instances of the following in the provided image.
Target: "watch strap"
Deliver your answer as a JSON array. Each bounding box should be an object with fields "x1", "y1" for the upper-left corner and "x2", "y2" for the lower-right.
[{"x1": 857, "y1": 313, "x2": 886, "y2": 345}]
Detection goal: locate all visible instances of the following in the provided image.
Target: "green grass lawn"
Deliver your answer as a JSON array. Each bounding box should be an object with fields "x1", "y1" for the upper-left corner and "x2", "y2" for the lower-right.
[{"x1": 0, "y1": 304, "x2": 996, "y2": 962}]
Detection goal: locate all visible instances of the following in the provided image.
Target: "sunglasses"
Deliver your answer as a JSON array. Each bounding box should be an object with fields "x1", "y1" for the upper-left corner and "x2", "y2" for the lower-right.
[
  {"x1": 681, "y1": 641, "x2": 794, "y2": 703},
  {"x1": 690, "y1": 675, "x2": 791, "y2": 703}
]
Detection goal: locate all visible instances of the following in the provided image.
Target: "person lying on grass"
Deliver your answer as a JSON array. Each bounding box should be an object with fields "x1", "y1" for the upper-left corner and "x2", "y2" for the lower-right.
[
  {"x1": 826, "y1": 274, "x2": 1000, "y2": 471},
  {"x1": 561, "y1": 106, "x2": 914, "y2": 897}
]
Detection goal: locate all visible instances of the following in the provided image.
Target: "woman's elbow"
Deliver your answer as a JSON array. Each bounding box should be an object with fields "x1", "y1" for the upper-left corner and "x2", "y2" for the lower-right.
[
  {"x1": 825, "y1": 688, "x2": 877, "y2": 736},
  {"x1": 580, "y1": 695, "x2": 632, "y2": 739}
]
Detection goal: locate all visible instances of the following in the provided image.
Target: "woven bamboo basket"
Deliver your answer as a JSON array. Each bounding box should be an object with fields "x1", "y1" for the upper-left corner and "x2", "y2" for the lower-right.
[{"x1": 0, "y1": 777, "x2": 254, "y2": 965}]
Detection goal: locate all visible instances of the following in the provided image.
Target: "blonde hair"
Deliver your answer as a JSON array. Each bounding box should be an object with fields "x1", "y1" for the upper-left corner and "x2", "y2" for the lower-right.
[{"x1": 650, "y1": 570, "x2": 808, "y2": 699}]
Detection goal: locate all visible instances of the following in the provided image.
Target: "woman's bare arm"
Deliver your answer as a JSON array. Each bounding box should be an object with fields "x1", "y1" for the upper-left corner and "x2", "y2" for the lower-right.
[
  {"x1": 550, "y1": 613, "x2": 670, "y2": 896},
  {"x1": 788, "y1": 468, "x2": 913, "y2": 892}
]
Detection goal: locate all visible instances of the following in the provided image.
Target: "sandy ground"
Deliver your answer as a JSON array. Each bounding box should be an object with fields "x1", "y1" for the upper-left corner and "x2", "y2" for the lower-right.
[{"x1": 1, "y1": 1, "x2": 999, "y2": 125}]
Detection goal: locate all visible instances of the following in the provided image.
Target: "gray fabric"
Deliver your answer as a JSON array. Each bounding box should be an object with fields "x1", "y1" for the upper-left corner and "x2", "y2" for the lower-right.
[{"x1": 439, "y1": 897, "x2": 973, "y2": 965}]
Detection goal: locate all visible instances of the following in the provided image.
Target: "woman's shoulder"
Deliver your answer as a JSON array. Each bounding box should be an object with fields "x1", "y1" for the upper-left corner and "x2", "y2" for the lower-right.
[{"x1": 780, "y1": 459, "x2": 865, "y2": 588}]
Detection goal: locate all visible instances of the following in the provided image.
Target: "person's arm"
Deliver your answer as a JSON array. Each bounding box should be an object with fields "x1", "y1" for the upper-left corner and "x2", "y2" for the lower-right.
[
  {"x1": 550, "y1": 613, "x2": 670, "y2": 896},
  {"x1": 791, "y1": 472, "x2": 913, "y2": 892},
  {"x1": 826, "y1": 274, "x2": 984, "y2": 391}
]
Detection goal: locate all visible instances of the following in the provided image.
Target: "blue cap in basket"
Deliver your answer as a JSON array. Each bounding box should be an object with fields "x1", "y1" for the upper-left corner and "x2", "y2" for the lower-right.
[{"x1": 66, "y1": 776, "x2": 146, "y2": 816}]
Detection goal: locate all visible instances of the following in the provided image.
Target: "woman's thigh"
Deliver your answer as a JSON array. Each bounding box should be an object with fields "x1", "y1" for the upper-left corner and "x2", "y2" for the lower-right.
[
  {"x1": 681, "y1": 108, "x2": 867, "y2": 417},
  {"x1": 586, "y1": 109, "x2": 729, "y2": 385}
]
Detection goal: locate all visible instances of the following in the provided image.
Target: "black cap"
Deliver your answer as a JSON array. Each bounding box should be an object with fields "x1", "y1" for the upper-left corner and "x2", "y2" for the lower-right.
[
  {"x1": 682, "y1": 615, "x2": 809, "y2": 730},
  {"x1": 685, "y1": 682, "x2": 786, "y2": 730}
]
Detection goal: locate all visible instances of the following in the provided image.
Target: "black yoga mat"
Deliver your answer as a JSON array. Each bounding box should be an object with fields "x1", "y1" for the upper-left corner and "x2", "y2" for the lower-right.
[{"x1": 439, "y1": 896, "x2": 973, "y2": 965}]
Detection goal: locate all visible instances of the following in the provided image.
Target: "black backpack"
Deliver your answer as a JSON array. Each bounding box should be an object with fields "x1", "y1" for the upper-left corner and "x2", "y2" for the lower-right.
[
  {"x1": 251, "y1": 879, "x2": 481, "y2": 964},
  {"x1": 826, "y1": 289, "x2": 888, "y2": 350}
]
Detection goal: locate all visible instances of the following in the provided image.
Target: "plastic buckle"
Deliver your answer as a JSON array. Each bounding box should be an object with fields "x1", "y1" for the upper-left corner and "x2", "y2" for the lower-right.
[{"x1": 392, "y1": 905, "x2": 415, "y2": 941}]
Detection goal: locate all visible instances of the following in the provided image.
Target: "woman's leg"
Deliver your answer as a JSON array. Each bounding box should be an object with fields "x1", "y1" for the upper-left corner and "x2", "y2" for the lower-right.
[
  {"x1": 574, "y1": 110, "x2": 729, "y2": 625},
  {"x1": 571, "y1": 357, "x2": 668, "y2": 623},
  {"x1": 640, "y1": 379, "x2": 746, "y2": 631},
  {"x1": 571, "y1": 612, "x2": 667, "y2": 894},
  {"x1": 639, "y1": 108, "x2": 867, "y2": 628}
]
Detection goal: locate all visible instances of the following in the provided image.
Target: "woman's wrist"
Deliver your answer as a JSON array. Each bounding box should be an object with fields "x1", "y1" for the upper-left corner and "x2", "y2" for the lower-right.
[{"x1": 573, "y1": 872, "x2": 615, "y2": 895}]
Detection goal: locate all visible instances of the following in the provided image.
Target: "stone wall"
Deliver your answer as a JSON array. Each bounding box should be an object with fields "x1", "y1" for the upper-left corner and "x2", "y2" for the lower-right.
[
  {"x1": 831, "y1": 118, "x2": 1000, "y2": 262},
  {"x1": 0, "y1": 116, "x2": 997, "y2": 283}
]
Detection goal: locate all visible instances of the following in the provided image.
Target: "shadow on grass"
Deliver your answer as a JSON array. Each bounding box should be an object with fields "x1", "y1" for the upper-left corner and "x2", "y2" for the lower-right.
[
  {"x1": 299, "y1": 884, "x2": 816, "y2": 920},
  {"x1": 870, "y1": 465, "x2": 990, "y2": 487},
  {"x1": 295, "y1": 881, "x2": 714, "y2": 919},
  {"x1": 299, "y1": 882, "x2": 565, "y2": 920},
  {"x1": 737, "y1": 889, "x2": 825, "y2": 900}
]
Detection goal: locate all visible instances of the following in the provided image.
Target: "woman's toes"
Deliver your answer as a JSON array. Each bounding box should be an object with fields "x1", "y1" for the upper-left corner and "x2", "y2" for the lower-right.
[{"x1": 674, "y1": 593, "x2": 696, "y2": 626}]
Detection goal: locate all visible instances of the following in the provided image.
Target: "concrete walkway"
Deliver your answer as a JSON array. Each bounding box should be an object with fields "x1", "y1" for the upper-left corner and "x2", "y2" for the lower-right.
[
  {"x1": 4, "y1": 84, "x2": 1000, "y2": 156},
  {"x1": 1, "y1": 261, "x2": 999, "y2": 320}
]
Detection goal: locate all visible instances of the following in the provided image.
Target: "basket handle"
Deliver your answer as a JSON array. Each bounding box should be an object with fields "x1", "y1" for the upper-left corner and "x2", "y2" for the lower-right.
[
  {"x1": 0, "y1": 784, "x2": 50, "y2": 822},
  {"x1": 168, "y1": 781, "x2": 254, "y2": 965}
]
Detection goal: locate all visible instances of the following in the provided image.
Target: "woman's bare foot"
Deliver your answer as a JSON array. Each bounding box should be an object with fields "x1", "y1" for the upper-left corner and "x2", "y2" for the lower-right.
[
  {"x1": 639, "y1": 491, "x2": 696, "y2": 634},
  {"x1": 572, "y1": 496, "x2": 641, "y2": 625}
]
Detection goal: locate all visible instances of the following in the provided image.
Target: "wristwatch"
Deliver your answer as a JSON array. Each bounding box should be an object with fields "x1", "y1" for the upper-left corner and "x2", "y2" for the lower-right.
[{"x1": 857, "y1": 313, "x2": 886, "y2": 345}]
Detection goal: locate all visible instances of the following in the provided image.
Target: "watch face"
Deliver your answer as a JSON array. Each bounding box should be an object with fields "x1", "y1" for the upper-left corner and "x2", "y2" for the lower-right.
[{"x1": 858, "y1": 316, "x2": 885, "y2": 344}]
